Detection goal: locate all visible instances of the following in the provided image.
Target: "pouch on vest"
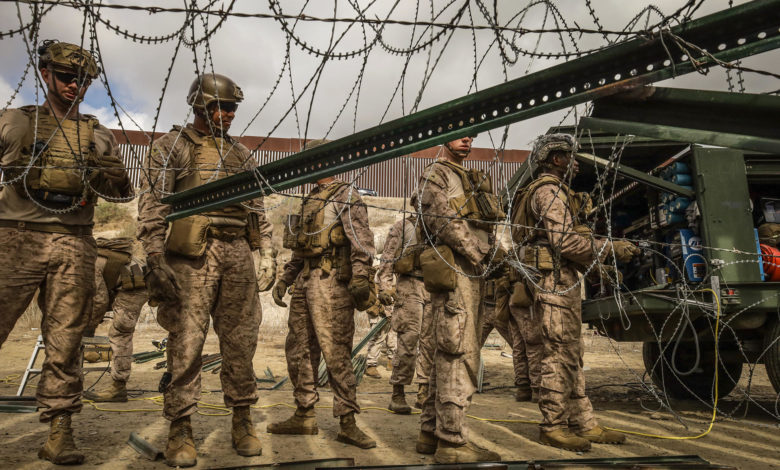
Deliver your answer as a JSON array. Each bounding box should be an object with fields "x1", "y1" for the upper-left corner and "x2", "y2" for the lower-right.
[
  {"x1": 394, "y1": 245, "x2": 422, "y2": 274},
  {"x1": 419, "y1": 245, "x2": 457, "y2": 292},
  {"x1": 120, "y1": 263, "x2": 146, "y2": 290},
  {"x1": 165, "y1": 215, "x2": 210, "y2": 258},
  {"x1": 475, "y1": 191, "x2": 504, "y2": 221},
  {"x1": 509, "y1": 281, "x2": 533, "y2": 308},
  {"x1": 524, "y1": 245, "x2": 555, "y2": 271},
  {"x1": 329, "y1": 225, "x2": 348, "y2": 247},
  {"x1": 333, "y1": 246, "x2": 352, "y2": 282},
  {"x1": 282, "y1": 214, "x2": 300, "y2": 250}
]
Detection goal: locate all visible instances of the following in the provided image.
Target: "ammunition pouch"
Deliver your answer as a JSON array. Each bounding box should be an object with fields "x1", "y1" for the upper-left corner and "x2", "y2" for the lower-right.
[
  {"x1": 394, "y1": 245, "x2": 423, "y2": 275},
  {"x1": 523, "y1": 245, "x2": 556, "y2": 271},
  {"x1": 119, "y1": 263, "x2": 146, "y2": 290},
  {"x1": 419, "y1": 245, "x2": 457, "y2": 292},
  {"x1": 299, "y1": 244, "x2": 351, "y2": 282},
  {"x1": 165, "y1": 215, "x2": 210, "y2": 258}
]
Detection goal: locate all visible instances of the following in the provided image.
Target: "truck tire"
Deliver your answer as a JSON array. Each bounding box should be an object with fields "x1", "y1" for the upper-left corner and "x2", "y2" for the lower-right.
[
  {"x1": 642, "y1": 341, "x2": 742, "y2": 402},
  {"x1": 764, "y1": 317, "x2": 780, "y2": 394}
]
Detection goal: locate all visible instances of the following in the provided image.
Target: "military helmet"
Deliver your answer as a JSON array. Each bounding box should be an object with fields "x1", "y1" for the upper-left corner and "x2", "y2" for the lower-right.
[
  {"x1": 37, "y1": 40, "x2": 100, "y2": 79},
  {"x1": 303, "y1": 138, "x2": 330, "y2": 151},
  {"x1": 187, "y1": 73, "x2": 244, "y2": 111},
  {"x1": 530, "y1": 133, "x2": 577, "y2": 167}
]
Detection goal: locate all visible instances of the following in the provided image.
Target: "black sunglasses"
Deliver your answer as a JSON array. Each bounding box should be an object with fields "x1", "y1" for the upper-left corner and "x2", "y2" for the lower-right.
[
  {"x1": 53, "y1": 70, "x2": 92, "y2": 85},
  {"x1": 211, "y1": 101, "x2": 238, "y2": 113}
]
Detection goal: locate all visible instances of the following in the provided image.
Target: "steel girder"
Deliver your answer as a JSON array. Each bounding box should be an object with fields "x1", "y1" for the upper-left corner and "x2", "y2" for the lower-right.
[{"x1": 165, "y1": 0, "x2": 780, "y2": 220}]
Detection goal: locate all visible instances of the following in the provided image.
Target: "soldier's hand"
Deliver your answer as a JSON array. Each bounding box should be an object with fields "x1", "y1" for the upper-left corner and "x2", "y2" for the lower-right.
[
  {"x1": 256, "y1": 249, "x2": 277, "y2": 292},
  {"x1": 378, "y1": 288, "x2": 396, "y2": 306},
  {"x1": 348, "y1": 274, "x2": 373, "y2": 309},
  {"x1": 612, "y1": 240, "x2": 640, "y2": 263},
  {"x1": 272, "y1": 280, "x2": 288, "y2": 307},
  {"x1": 145, "y1": 254, "x2": 180, "y2": 304},
  {"x1": 92, "y1": 151, "x2": 128, "y2": 184}
]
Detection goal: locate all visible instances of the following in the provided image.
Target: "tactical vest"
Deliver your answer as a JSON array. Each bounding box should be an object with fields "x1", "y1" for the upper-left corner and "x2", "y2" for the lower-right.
[
  {"x1": 172, "y1": 126, "x2": 250, "y2": 221},
  {"x1": 283, "y1": 181, "x2": 350, "y2": 258},
  {"x1": 511, "y1": 175, "x2": 583, "y2": 244},
  {"x1": 437, "y1": 160, "x2": 504, "y2": 230},
  {"x1": 15, "y1": 106, "x2": 99, "y2": 203},
  {"x1": 393, "y1": 217, "x2": 424, "y2": 275}
]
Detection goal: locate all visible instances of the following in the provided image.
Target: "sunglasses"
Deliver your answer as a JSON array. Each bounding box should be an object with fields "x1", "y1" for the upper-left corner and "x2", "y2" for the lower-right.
[
  {"x1": 53, "y1": 70, "x2": 92, "y2": 86},
  {"x1": 212, "y1": 102, "x2": 238, "y2": 113}
]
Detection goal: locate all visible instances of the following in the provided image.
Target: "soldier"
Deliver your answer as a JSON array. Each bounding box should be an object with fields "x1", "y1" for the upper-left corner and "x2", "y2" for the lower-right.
[
  {"x1": 511, "y1": 133, "x2": 639, "y2": 451},
  {"x1": 83, "y1": 237, "x2": 149, "y2": 402},
  {"x1": 414, "y1": 136, "x2": 503, "y2": 463},
  {"x1": 137, "y1": 74, "x2": 276, "y2": 467},
  {"x1": 480, "y1": 267, "x2": 539, "y2": 402},
  {"x1": 269, "y1": 145, "x2": 377, "y2": 449},
  {"x1": 364, "y1": 302, "x2": 396, "y2": 379},
  {"x1": 0, "y1": 40, "x2": 133, "y2": 464},
  {"x1": 376, "y1": 214, "x2": 434, "y2": 413}
]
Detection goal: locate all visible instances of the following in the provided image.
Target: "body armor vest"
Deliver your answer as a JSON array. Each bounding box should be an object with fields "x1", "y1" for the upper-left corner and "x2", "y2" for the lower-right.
[
  {"x1": 437, "y1": 160, "x2": 504, "y2": 231},
  {"x1": 511, "y1": 175, "x2": 580, "y2": 244},
  {"x1": 16, "y1": 106, "x2": 98, "y2": 202},
  {"x1": 283, "y1": 181, "x2": 350, "y2": 258},
  {"x1": 393, "y1": 217, "x2": 424, "y2": 275}
]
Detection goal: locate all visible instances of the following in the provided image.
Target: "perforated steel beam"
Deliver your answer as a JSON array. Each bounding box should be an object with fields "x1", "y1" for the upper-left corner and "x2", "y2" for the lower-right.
[{"x1": 165, "y1": 0, "x2": 780, "y2": 220}]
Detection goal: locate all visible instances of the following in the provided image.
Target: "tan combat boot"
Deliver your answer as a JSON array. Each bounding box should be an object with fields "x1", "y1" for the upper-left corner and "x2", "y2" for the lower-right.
[
  {"x1": 540, "y1": 428, "x2": 591, "y2": 452},
  {"x1": 415, "y1": 430, "x2": 437, "y2": 454},
  {"x1": 576, "y1": 425, "x2": 626, "y2": 444},
  {"x1": 83, "y1": 379, "x2": 128, "y2": 403},
  {"x1": 514, "y1": 386, "x2": 533, "y2": 402},
  {"x1": 414, "y1": 383, "x2": 429, "y2": 409},
  {"x1": 336, "y1": 412, "x2": 376, "y2": 448},
  {"x1": 165, "y1": 416, "x2": 197, "y2": 467},
  {"x1": 388, "y1": 384, "x2": 412, "y2": 414},
  {"x1": 434, "y1": 440, "x2": 501, "y2": 463},
  {"x1": 364, "y1": 365, "x2": 381, "y2": 378},
  {"x1": 231, "y1": 406, "x2": 262, "y2": 456},
  {"x1": 266, "y1": 406, "x2": 318, "y2": 435},
  {"x1": 38, "y1": 413, "x2": 84, "y2": 465}
]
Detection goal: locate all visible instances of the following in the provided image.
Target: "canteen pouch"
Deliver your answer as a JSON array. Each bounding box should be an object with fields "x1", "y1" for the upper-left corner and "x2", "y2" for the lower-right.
[
  {"x1": 419, "y1": 245, "x2": 457, "y2": 292},
  {"x1": 165, "y1": 215, "x2": 210, "y2": 258}
]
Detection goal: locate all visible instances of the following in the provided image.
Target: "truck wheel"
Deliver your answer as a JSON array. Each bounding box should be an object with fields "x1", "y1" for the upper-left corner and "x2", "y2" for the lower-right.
[
  {"x1": 642, "y1": 341, "x2": 742, "y2": 402},
  {"x1": 764, "y1": 317, "x2": 780, "y2": 394}
]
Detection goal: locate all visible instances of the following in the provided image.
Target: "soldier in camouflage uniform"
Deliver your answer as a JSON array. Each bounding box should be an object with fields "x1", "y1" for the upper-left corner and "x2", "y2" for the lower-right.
[
  {"x1": 512, "y1": 133, "x2": 638, "y2": 451},
  {"x1": 364, "y1": 302, "x2": 396, "y2": 379},
  {"x1": 270, "y1": 142, "x2": 377, "y2": 448},
  {"x1": 414, "y1": 136, "x2": 503, "y2": 463},
  {"x1": 137, "y1": 74, "x2": 275, "y2": 467},
  {"x1": 376, "y1": 214, "x2": 434, "y2": 412},
  {"x1": 0, "y1": 40, "x2": 132, "y2": 465},
  {"x1": 83, "y1": 237, "x2": 149, "y2": 402}
]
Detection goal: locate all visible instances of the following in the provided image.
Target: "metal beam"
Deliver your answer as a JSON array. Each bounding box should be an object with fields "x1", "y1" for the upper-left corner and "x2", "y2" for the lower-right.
[
  {"x1": 580, "y1": 86, "x2": 780, "y2": 153},
  {"x1": 165, "y1": 0, "x2": 780, "y2": 220},
  {"x1": 574, "y1": 152, "x2": 695, "y2": 198}
]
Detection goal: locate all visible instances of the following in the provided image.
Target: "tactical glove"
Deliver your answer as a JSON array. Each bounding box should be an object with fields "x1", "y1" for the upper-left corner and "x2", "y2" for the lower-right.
[
  {"x1": 348, "y1": 274, "x2": 373, "y2": 310},
  {"x1": 272, "y1": 280, "x2": 288, "y2": 308},
  {"x1": 612, "y1": 240, "x2": 640, "y2": 263},
  {"x1": 378, "y1": 288, "x2": 396, "y2": 306},
  {"x1": 366, "y1": 300, "x2": 385, "y2": 318},
  {"x1": 145, "y1": 254, "x2": 180, "y2": 305},
  {"x1": 256, "y1": 249, "x2": 277, "y2": 292},
  {"x1": 90, "y1": 151, "x2": 132, "y2": 195}
]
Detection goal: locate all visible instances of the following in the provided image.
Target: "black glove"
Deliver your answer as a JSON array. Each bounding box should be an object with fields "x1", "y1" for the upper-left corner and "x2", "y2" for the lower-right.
[
  {"x1": 145, "y1": 254, "x2": 180, "y2": 305},
  {"x1": 272, "y1": 280, "x2": 288, "y2": 307}
]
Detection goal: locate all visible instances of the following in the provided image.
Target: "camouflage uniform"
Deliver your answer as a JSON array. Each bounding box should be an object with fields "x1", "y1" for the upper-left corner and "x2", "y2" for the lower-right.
[
  {"x1": 417, "y1": 156, "x2": 497, "y2": 446},
  {"x1": 108, "y1": 288, "x2": 148, "y2": 382},
  {"x1": 377, "y1": 217, "x2": 434, "y2": 386},
  {"x1": 366, "y1": 306, "x2": 396, "y2": 368},
  {"x1": 0, "y1": 105, "x2": 132, "y2": 422},
  {"x1": 278, "y1": 180, "x2": 375, "y2": 417},
  {"x1": 137, "y1": 124, "x2": 272, "y2": 421}
]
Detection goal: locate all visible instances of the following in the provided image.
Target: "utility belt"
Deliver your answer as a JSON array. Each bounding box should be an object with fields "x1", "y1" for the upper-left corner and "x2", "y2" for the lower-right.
[
  {"x1": 299, "y1": 245, "x2": 352, "y2": 281},
  {"x1": 0, "y1": 219, "x2": 92, "y2": 236},
  {"x1": 31, "y1": 189, "x2": 86, "y2": 206},
  {"x1": 165, "y1": 215, "x2": 246, "y2": 258}
]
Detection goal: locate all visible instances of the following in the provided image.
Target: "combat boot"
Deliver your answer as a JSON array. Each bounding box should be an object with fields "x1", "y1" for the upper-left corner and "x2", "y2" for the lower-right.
[
  {"x1": 83, "y1": 379, "x2": 128, "y2": 403},
  {"x1": 540, "y1": 428, "x2": 591, "y2": 452},
  {"x1": 266, "y1": 406, "x2": 318, "y2": 435},
  {"x1": 231, "y1": 406, "x2": 262, "y2": 456},
  {"x1": 576, "y1": 425, "x2": 626, "y2": 444},
  {"x1": 514, "y1": 386, "x2": 533, "y2": 402},
  {"x1": 415, "y1": 430, "x2": 437, "y2": 454},
  {"x1": 434, "y1": 440, "x2": 501, "y2": 463},
  {"x1": 38, "y1": 413, "x2": 84, "y2": 465},
  {"x1": 336, "y1": 412, "x2": 376, "y2": 449},
  {"x1": 414, "y1": 383, "x2": 429, "y2": 409},
  {"x1": 365, "y1": 365, "x2": 381, "y2": 378},
  {"x1": 165, "y1": 416, "x2": 197, "y2": 467},
  {"x1": 388, "y1": 384, "x2": 411, "y2": 414}
]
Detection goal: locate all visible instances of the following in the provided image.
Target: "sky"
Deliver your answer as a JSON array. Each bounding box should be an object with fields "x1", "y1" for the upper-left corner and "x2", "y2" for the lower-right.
[{"x1": 0, "y1": 0, "x2": 777, "y2": 151}]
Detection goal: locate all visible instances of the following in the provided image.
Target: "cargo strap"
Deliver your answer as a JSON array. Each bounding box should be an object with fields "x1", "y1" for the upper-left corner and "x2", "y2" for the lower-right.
[{"x1": 0, "y1": 219, "x2": 92, "y2": 236}]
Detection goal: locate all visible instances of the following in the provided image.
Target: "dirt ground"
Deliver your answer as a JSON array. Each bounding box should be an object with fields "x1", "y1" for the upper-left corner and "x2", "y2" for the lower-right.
[{"x1": 1, "y1": 312, "x2": 779, "y2": 470}]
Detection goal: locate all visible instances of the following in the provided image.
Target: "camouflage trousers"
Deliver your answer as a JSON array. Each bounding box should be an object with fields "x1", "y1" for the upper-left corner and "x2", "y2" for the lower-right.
[
  {"x1": 89, "y1": 260, "x2": 110, "y2": 334},
  {"x1": 390, "y1": 274, "x2": 434, "y2": 385},
  {"x1": 420, "y1": 256, "x2": 483, "y2": 446},
  {"x1": 157, "y1": 238, "x2": 261, "y2": 421},
  {"x1": 108, "y1": 289, "x2": 148, "y2": 383},
  {"x1": 508, "y1": 303, "x2": 543, "y2": 390},
  {"x1": 366, "y1": 315, "x2": 396, "y2": 367},
  {"x1": 285, "y1": 267, "x2": 359, "y2": 417},
  {"x1": 536, "y1": 266, "x2": 597, "y2": 432},
  {"x1": 0, "y1": 227, "x2": 96, "y2": 422},
  {"x1": 480, "y1": 300, "x2": 536, "y2": 389}
]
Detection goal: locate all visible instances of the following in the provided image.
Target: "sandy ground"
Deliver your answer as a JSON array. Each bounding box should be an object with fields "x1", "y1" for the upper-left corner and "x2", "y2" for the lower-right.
[{"x1": 1, "y1": 312, "x2": 779, "y2": 470}]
